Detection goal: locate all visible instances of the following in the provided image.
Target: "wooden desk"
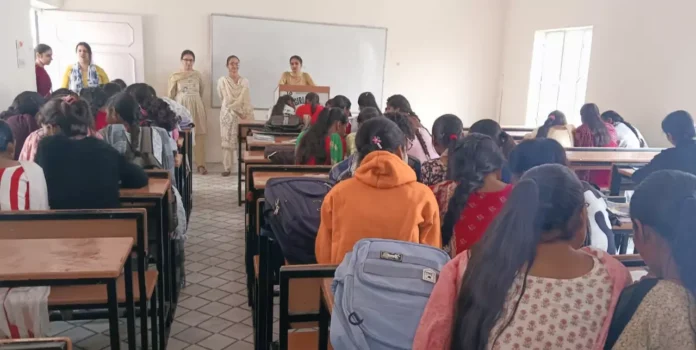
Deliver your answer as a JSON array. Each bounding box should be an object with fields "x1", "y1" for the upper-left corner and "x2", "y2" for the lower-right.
[
  {"x1": 566, "y1": 150, "x2": 658, "y2": 165},
  {"x1": 246, "y1": 136, "x2": 296, "y2": 150},
  {"x1": 618, "y1": 168, "x2": 636, "y2": 177},
  {"x1": 243, "y1": 150, "x2": 270, "y2": 164},
  {"x1": 252, "y1": 172, "x2": 329, "y2": 190},
  {"x1": 120, "y1": 178, "x2": 170, "y2": 198},
  {"x1": 0, "y1": 238, "x2": 133, "y2": 350},
  {"x1": 321, "y1": 278, "x2": 333, "y2": 312},
  {"x1": 0, "y1": 337, "x2": 72, "y2": 350}
]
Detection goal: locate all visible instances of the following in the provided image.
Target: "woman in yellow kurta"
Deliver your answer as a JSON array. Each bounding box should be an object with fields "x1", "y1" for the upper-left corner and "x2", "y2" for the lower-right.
[
  {"x1": 278, "y1": 55, "x2": 316, "y2": 86},
  {"x1": 60, "y1": 42, "x2": 109, "y2": 94},
  {"x1": 217, "y1": 55, "x2": 254, "y2": 177},
  {"x1": 169, "y1": 50, "x2": 208, "y2": 174}
]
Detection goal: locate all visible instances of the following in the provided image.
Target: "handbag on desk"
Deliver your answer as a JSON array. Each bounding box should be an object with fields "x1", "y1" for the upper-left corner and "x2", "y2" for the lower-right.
[{"x1": 264, "y1": 115, "x2": 303, "y2": 133}]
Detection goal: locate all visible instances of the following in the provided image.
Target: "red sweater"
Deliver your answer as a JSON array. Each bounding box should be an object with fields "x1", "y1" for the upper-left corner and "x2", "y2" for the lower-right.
[{"x1": 295, "y1": 104, "x2": 324, "y2": 125}]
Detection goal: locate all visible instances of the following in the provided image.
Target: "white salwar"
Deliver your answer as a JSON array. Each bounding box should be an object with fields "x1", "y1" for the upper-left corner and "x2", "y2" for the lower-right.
[{"x1": 217, "y1": 76, "x2": 254, "y2": 173}]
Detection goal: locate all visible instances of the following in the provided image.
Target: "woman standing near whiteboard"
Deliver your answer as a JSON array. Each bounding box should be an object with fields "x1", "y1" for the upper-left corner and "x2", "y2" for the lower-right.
[
  {"x1": 169, "y1": 50, "x2": 208, "y2": 175},
  {"x1": 278, "y1": 55, "x2": 316, "y2": 86},
  {"x1": 217, "y1": 55, "x2": 254, "y2": 177}
]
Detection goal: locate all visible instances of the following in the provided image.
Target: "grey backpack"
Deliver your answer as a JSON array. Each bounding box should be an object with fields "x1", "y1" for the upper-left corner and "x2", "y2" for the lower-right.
[{"x1": 330, "y1": 239, "x2": 450, "y2": 349}]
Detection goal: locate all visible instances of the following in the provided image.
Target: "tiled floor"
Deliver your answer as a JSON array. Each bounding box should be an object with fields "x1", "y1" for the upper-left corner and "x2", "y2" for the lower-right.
[{"x1": 48, "y1": 163, "x2": 256, "y2": 350}]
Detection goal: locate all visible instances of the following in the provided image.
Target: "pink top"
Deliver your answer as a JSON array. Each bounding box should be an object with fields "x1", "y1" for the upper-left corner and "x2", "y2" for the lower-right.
[
  {"x1": 19, "y1": 128, "x2": 102, "y2": 162},
  {"x1": 413, "y1": 247, "x2": 631, "y2": 350}
]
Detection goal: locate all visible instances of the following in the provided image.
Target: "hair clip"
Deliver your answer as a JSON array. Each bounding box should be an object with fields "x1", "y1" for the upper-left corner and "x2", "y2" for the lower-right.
[
  {"x1": 61, "y1": 96, "x2": 77, "y2": 105},
  {"x1": 372, "y1": 136, "x2": 382, "y2": 149},
  {"x1": 549, "y1": 114, "x2": 556, "y2": 121},
  {"x1": 139, "y1": 106, "x2": 149, "y2": 117},
  {"x1": 449, "y1": 134, "x2": 458, "y2": 141}
]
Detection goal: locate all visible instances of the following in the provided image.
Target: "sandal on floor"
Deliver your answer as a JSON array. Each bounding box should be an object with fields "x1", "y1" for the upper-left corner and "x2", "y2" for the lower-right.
[
  {"x1": 197, "y1": 166, "x2": 208, "y2": 175},
  {"x1": 221, "y1": 171, "x2": 231, "y2": 177}
]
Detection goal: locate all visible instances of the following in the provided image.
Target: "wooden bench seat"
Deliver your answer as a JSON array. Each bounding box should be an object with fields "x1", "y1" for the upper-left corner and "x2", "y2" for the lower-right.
[
  {"x1": 49, "y1": 270, "x2": 158, "y2": 306},
  {"x1": 287, "y1": 331, "x2": 334, "y2": 350}
]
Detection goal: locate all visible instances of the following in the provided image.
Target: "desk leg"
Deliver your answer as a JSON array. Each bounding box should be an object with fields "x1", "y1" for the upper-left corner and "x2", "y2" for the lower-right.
[
  {"x1": 150, "y1": 285, "x2": 160, "y2": 350},
  {"x1": 137, "y1": 251, "x2": 148, "y2": 350},
  {"x1": 107, "y1": 279, "x2": 121, "y2": 350},
  {"x1": 256, "y1": 235, "x2": 269, "y2": 350},
  {"x1": 319, "y1": 297, "x2": 330, "y2": 350},
  {"x1": 238, "y1": 132, "x2": 243, "y2": 206},
  {"x1": 124, "y1": 258, "x2": 136, "y2": 350},
  {"x1": 155, "y1": 199, "x2": 167, "y2": 347}
]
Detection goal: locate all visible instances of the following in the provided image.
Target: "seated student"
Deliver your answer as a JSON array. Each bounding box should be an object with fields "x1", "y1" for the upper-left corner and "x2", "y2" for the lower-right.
[
  {"x1": 469, "y1": 119, "x2": 516, "y2": 182},
  {"x1": 295, "y1": 108, "x2": 347, "y2": 165},
  {"x1": 346, "y1": 106, "x2": 381, "y2": 156},
  {"x1": 295, "y1": 92, "x2": 324, "y2": 125},
  {"x1": 384, "y1": 112, "x2": 424, "y2": 182},
  {"x1": 601, "y1": 110, "x2": 646, "y2": 148},
  {"x1": 386, "y1": 94, "x2": 438, "y2": 162},
  {"x1": 330, "y1": 94, "x2": 353, "y2": 134},
  {"x1": 100, "y1": 92, "x2": 176, "y2": 178},
  {"x1": 110, "y1": 78, "x2": 127, "y2": 90},
  {"x1": 633, "y1": 110, "x2": 696, "y2": 184},
  {"x1": 509, "y1": 138, "x2": 617, "y2": 253},
  {"x1": 422, "y1": 114, "x2": 463, "y2": 186},
  {"x1": 267, "y1": 95, "x2": 295, "y2": 119},
  {"x1": 79, "y1": 86, "x2": 108, "y2": 131},
  {"x1": 315, "y1": 117, "x2": 441, "y2": 264},
  {"x1": 413, "y1": 164, "x2": 631, "y2": 350},
  {"x1": 431, "y1": 133, "x2": 512, "y2": 255},
  {"x1": 605, "y1": 170, "x2": 696, "y2": 349},
  {"x1": 35, "y1": 96, "x2": 148, "y2": 209},
  {"x1": 0, "y1": 120, "x2": 49, "y2": 210},
  {"x1": 524, "y1": 110, "x2": 575, "y2": 147},
  {"x1": 329, "y1": 107, "x2": 381, "y2": 181},
  {"x1": 357, "y1": 91, "x2": 380, "y2": 111},
  {"x1": 0, "y1": 91, "x2": 44, "y2": 160},
  {"x1": 98, "y1": 82, "x2": 124, "y2": 130},
  {"x1": 19, "y1": 90, "x2": 98, "y2": 162},
  {"x1": 575, "y1": 103, "x2": 618, "y2": 188}
]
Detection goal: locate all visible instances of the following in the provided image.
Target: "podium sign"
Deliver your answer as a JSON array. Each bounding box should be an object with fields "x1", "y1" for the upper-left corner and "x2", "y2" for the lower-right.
[{"x1": 274, "y1": 85, "x2": 331, "y2": 107}]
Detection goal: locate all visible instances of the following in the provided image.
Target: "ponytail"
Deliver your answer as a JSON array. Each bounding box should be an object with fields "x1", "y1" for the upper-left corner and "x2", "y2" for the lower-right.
[{"x1": 450, "y1": 164, "x2": 585, "y2": 350}]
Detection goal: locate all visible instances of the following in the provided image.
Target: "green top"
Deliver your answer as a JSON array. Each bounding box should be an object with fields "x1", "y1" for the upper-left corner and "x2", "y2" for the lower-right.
[{"x1": 296, "y1": 130, "x2": 345, "y2": 165}]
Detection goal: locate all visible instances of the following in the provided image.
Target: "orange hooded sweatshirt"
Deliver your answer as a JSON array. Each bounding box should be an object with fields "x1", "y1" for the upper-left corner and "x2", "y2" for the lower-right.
[{"x1": 315, "y1": 151, "x2": 442, "y2": 264}]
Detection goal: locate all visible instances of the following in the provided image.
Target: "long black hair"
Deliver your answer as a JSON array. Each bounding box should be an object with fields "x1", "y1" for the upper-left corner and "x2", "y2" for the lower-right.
[
  {"x1": 383, "y1": 112, "x2": 416, "y2": 145},
  {"x1": 143, "y1": 98, "x2": 178, "y2": 131},
  {"x1": 432, "y1": 114, "x2": 463, "y2": 155},
  {"x1": 661, "y1": 110, "x2": 696, "y2": 147},
  {"x1": 106, "y1": 92, "x2": 141, "y2": 126},
  {"x1": 125, "y1": 83, "x2": 157, "y2": 107},
  {"x1": 358, "y1": 92, "x2": 379, "y2": 111},
  {"x1": 470, "y1": 119, "x2": 515, "y2": 158},
  {"x1": 630, "y1": 170, "x2": 696, "y2": 312},
  {"x1": 39, "y1": 96, "x2": 93, "y2": 137},
  {"x1": 509, "y1": 138, "x2": 568, "y2": 178},
  {"x1": 0, "y1": 120, "x2": 14, "y2": 153},
  {"x1": 271, "y1": 95, "x2": 294, "y2": 116},
  {"x1": 441, "y1": 133, "x2": 505, "y2": 245},
  {"x1": 601, "y1": 110, "x2": 644, "y2": 147},
  {"x1": 305, "y1": 92, "x2": 320, "y2": 115},
  {"x1": 386, "y1": 94, "x2": 433, "y2": 157},
  {"x1": 357, "y1": 107, "x2": 381, "y2": 126},
  {"x1": 296, "y1": 108, "x2": 347, "y2": 164},
  {"x1": 580, "y1": 103, "x2": 612, "y2": 146},
  {"x1": 0, "y1": 91, "x2": 45, "y2": 120},
  {"x1": 79, "y1": 86, "x2": 108, "y2": 119},
  {"x1": 355, "y1": 117, "x2": 407, "y2": 163},
  {"x1": 536, "y1": 110, "x2": 567, "y2": 138},
  {"x1": 450, "y1": 164, "x2": 586, "y2": 350}
]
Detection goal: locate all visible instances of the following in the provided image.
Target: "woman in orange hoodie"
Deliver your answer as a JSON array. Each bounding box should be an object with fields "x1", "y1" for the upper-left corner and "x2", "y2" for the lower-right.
[{"x1": 315, "y1": 117, "x2": 442, "y2": 264}]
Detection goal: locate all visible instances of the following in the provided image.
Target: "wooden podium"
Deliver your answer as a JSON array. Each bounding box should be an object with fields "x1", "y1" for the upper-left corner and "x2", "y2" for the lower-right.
[{"x1": 274, "y1": 85, "x2": 330, "y2": 108}]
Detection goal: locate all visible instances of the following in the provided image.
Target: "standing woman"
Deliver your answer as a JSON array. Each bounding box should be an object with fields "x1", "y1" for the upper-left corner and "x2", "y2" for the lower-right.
[
  {"x1": 61, "y1": 42, "x2": 109, "y2": 94},
  {"x1": 35, "y1": 44, "x2": 53, "y2": 98},
  {"x1": 169, "y1": 50, "x2": 208, "y2": 174},
  {"x1": 217, "y1": 55, "x2": 254, "y2": 177},
  {"x1": 278, "y1": 55, "x2": 316, "y2": 86}
]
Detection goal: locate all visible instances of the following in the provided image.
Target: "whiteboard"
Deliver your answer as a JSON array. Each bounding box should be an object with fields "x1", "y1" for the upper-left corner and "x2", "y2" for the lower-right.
[{"x1": 210, "y1": 15, "x2": 387, "y2": 111}]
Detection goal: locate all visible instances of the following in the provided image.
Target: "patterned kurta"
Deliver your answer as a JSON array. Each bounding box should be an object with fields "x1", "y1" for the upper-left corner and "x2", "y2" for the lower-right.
[
  {"x1": 217, "y1": 76, "x2": 254, "y2": 150},
  {"x1": 168, "y1": 70, "x2": 207, "y2": 134}
]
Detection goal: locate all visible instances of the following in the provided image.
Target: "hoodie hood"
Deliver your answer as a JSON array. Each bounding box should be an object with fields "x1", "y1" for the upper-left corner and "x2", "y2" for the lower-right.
[{"x1": 354, "y1": 151, "x2": 416, "y2": 189}]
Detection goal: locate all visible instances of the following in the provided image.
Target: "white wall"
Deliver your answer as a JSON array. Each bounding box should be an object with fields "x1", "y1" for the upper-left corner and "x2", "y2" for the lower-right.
[
  {"x1": 0, "y1": 0, "x2": 37, "y2": 108},
  {"x1": 61, "y1": 0, "x2": 507, "y2": 162},
  {"x1": 499, "y1": 0, "x2": 696, "y2": 147}
]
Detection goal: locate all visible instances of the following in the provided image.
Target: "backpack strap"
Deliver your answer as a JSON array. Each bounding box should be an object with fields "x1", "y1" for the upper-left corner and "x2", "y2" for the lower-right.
[{"x1": 604, "y1": 278, "x2": 659, "y2": 349}]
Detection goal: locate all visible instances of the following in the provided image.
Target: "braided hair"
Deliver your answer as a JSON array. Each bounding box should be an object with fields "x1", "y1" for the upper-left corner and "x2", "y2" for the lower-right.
[
  {"x1": 441, "y1": 133, "x2": 505, "y2": 245},
  {"x1": 601, "y1": 110, "x2": 644, "y2": 147}
]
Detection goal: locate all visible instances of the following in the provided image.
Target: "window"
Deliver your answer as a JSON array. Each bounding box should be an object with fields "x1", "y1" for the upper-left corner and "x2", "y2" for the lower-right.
[{"x1": 525, "y1": 27, "x2": 593, "y2": 126}]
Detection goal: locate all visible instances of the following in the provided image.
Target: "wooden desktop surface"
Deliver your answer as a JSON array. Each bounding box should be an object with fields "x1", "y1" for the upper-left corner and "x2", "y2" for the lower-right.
[
  {"x1": 247, "y1": 136, "x2": 296, "y2": 149},
  {"x1": 243, "y1": 150, "x2": 271, "y2": 164},
  {"x1": 120, "y1": 178, "x2": 170, "y2": 198},
  {"x1": 566, "y1": 150, "x2": 658, "y2": 164},
  {"x1": 252, "y1": 172, "x2": 328, "y2": 190},
  {"x1": 0, "y1": 238, "x2": 133, "y2": 281},
  {"x1": 618, "y1": 168, "x2": 636, "y2": 177},
  {"x1": 239, "y1": 120, "x2": 267, "y2": 127}
]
